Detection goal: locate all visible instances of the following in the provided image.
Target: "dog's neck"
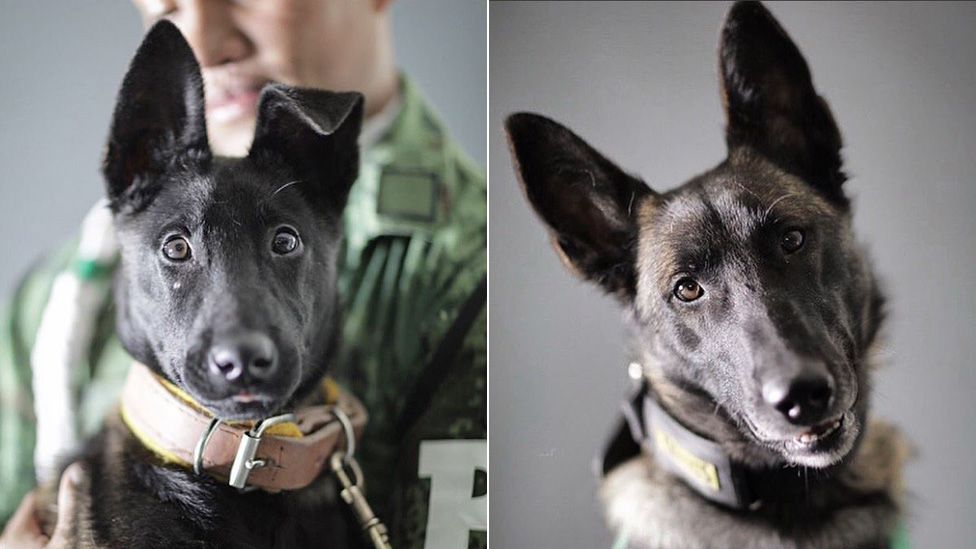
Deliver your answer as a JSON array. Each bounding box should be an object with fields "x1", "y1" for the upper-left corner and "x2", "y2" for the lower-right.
[
  {"x1": 634, "y1": 375, "x2": 875, "y2": 510},
  {"x1": 600, "y1": 358, "x2": 910, "y2": 547},
  {"x1": 600, "y1": 419, "x2": 909, "y2": 548}
]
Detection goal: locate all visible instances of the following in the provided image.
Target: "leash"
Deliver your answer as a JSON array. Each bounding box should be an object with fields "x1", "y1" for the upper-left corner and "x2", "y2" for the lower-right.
[{"x1": 328, "y1": 407, "x2": 392, "y2": 549}]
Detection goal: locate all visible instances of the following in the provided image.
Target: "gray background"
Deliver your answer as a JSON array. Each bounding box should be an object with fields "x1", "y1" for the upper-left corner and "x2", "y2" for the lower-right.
[
  {"x1": 0, "y1": 0, "x2": 485, "y2": 298},
  {"x1": 490, "y1": 2, "x2": 976, "y2": 548}
]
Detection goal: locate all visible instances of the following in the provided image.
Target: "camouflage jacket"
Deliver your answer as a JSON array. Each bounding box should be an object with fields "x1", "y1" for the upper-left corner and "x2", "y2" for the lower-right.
[{"x1": 0, "y1": 76, "x2": 487, "y2": 549}]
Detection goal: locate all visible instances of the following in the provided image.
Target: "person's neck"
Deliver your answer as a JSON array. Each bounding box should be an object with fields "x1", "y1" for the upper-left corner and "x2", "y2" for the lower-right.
[{"x1": 362, "y1": 17, "x2": 399, "y2": 119}]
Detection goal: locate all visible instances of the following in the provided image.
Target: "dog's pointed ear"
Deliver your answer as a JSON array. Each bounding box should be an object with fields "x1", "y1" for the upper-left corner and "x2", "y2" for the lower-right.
[
  {"x1": 248, "y1": 86, "x2": 364, "y2": 213},
  {"x1": 505, "y1": 112, "x2": 653, "y2": 299},
  {"x1": 720, "y1": 1, "x2": 847, "y2": 206},
  {"x1": 102, "y1": 20, "x2": 210, "y2": 211}
]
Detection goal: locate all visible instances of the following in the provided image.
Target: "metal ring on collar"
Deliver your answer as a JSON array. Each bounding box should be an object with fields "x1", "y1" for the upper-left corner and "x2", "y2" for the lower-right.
[
  {"x1": 193, "y1": 417, "x2": 223, "y2": 476},
  {"x1": 333, "y1": 407, "x2": 356, "y2": 461}
]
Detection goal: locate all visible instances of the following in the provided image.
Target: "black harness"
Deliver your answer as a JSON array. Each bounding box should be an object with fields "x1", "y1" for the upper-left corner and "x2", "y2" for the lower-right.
[{"x1": 597, "y1": 379, "x2": 759, "y2": 511}]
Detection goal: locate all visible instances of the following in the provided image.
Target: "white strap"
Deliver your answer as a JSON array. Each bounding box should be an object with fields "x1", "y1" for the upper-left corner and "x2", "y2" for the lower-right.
[{"x1": 31, "y1": 199, "x2": 117, "y2": 482}]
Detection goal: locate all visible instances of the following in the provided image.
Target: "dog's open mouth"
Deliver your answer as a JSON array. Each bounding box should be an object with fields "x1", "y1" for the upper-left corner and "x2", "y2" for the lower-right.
[
  {"x1": 232, "y1": 391, "x2": 275, "y2": 404},
  {"x1": 795, "y1": 415, "x2": 844, "y2": 446},
  {"x1": 197, "y1": 390, "x2": 289, "y2": 420},
  {"x1": 780, "y1": 410, "x2": 860, "y2": 467},
  {"x1": 745, "y1": 408, "x2": 860, "y2": 468}
]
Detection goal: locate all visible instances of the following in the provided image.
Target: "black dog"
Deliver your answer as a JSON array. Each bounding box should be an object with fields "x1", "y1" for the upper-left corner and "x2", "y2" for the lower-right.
[
  {"x1": 506, "y1": 2, "x2": 908, "y2": 547},
  {"x1": 40, "y1": 21, "x2": 365, "y2": 548}
]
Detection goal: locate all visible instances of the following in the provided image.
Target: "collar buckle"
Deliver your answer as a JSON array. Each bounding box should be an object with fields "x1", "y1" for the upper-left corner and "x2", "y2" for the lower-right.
[{"x1": 192, "y1": 412, "x2": 297, "y2": 490}]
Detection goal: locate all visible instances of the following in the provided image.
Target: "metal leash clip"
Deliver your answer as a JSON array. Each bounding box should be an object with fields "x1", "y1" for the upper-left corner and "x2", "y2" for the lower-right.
[{"x1": 330, "y1": 407, "x2": 392, "y2": 549}]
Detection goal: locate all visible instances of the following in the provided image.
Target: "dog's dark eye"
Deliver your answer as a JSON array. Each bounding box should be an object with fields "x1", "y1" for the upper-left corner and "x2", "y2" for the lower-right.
[
  {"x1": 272, "y1": 227, "x2": 300, "y2": 255},
  {"x1": 781, "y1": 228, "x2": 805, "y2": 253},
  {"x1": 162, "y1": 236, "x2": 191, "y2": 261},
  {"x1": 674, "y1": 278, "x2": 704, "y2": 302}
]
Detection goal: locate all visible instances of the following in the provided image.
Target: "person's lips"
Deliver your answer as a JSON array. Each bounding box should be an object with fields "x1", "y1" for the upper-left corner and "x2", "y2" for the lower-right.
[{"x1": 207, "y1": 88, "x2": 261, "y2": 124}]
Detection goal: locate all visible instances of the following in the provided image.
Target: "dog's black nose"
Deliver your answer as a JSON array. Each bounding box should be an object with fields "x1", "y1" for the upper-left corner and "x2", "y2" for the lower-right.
[
  {"x1": 208, "y1": 333, "x2": 278, "y2": 383},
  {"x1": 762, "y1": 373, "x2": 833, "y2": 425}
]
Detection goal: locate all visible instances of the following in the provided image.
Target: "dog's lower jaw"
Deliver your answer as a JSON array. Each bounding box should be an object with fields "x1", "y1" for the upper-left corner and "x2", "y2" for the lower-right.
[
  {"x1": 600, "y1": 420, "x2": 910, "y2": 549},
  {"x1": 777, "y1": 409, "x2": 862, "y2": 469}
]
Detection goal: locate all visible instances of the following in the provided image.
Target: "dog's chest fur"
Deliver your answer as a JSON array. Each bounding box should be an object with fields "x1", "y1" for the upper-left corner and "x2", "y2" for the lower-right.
[
  {"x1": 600, "y1": 421, "x2": 909, "y2": 549},
  {"x1": 41, "y1": 414, "x2": 353, "y2": 549}
]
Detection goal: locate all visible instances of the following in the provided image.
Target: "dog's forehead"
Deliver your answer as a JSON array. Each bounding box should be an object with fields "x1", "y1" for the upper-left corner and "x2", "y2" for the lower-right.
[
  {"x1": 660, "y1": 184, "x2": 760, "y2": 243},
  {"x1": 638, "y1": 159, "x2": 836, "y2": 279},
  {"x1": 139, "y1": 160, "x2": 303, "y2": 232},
  {"x1": 209, "y1": 161, "x2": 275, "y2": 207}
]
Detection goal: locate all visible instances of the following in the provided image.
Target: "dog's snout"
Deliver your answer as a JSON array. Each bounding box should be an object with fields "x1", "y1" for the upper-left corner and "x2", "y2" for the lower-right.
[
  {"x1": 208, "y1": 332, "x2": 278, "y2": 383},
  {"x1": 762, "y1": 370, "x2": 833, "y2": 425}
]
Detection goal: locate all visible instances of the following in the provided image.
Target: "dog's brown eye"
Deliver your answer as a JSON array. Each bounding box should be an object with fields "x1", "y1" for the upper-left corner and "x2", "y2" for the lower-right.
[
  {"x1": 162, "y1": 236, "x2": 191, "y2": 261},
  {"x1": 674, "y1": 278, "x2": 704, "y2": 302},
  {"x1": 272, "y1": 227, "x2": 300, "y2": 255},
  {"x1": 781, "y1": 228, "x2": 805, "y2": 253}
]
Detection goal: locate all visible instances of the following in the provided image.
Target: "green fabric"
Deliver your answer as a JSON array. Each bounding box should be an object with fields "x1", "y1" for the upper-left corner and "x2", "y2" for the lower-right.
[
  {"x1": 891, "y1": 523, "x2": 910, "y2": 549},
  {"x1": 0, "y1": 75, "x2": 486, "y2": 548},
  {"x1": 72, "y1": 258, "x2": 114, "y2": 281}
]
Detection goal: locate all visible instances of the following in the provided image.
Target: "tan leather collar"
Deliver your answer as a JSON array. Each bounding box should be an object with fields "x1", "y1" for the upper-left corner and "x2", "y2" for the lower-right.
[{"x1": 119, "y1": 362, "x2": 367, "y2": 492}]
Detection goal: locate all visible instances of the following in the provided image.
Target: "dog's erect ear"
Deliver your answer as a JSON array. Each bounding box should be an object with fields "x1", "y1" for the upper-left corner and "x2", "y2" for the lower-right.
[
  {"x1": 248, "y1": 86, "x2": 364, "y2": 213},
  {"x1": 102, "y1": 20, "x2": 210, "y2": 211},
  {"x1": 505, "y1": 112, "x2": 653, "y2": 299},
  {"x1": 720, "y1": 1, "x2": 847, "y2": 206}
]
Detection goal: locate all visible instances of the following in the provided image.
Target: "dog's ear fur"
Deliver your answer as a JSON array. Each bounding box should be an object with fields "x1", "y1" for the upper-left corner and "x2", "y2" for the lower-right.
[
  {"x1": 720, "y1": 1, "x2": 847, "y2": 206},
  {"x1": 102, "y1": 20, "x2": 210, "y2": 212},
  {"x1": 248, "y1": 86, "x2": 364, "y2": 213},
  {"x1": 505, "y1": 112, "x2": 653, "y2": 299}
]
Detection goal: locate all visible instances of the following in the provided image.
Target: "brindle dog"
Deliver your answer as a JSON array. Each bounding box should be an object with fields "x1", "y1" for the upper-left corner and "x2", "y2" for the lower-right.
[
  {"x1": 38, "y1": 21, "x2": 365, "y2": 548},
  {"x1": 506, "y1": 2, "x2": 908, "y2": 548}
]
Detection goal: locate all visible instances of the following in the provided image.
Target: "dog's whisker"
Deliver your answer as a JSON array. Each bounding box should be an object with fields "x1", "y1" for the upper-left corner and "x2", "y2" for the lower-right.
[
  {"x1": 732, "y1": 179, "x2": 760, "y2": 201},
  {"x1": 270, "y1": 179, "x2": 304, "y2": 198},
  {"x1": 584, "y1": 169, "x2": 596, "y2": 188},
  {"x1": 761, "y1": 193, "x2": 797, "y2": 224}
]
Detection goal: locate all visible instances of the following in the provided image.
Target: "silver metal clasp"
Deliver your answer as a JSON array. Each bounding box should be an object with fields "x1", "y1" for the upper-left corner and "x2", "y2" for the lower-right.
[
  {"x1": 192, "y1": 412, "x2": 296, "y2": 491},
  {"x1": 329, "y1": 407, "x2": 391, "y2": 549}
]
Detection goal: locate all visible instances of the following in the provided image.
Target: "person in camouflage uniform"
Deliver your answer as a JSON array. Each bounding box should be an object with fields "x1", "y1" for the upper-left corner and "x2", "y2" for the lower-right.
[{"x1": 0, "y1": 2, "x2": 485, "y2": 548}]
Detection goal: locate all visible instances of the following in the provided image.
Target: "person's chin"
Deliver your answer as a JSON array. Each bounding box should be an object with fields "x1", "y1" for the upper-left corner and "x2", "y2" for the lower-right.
[{"x1": 207, "y1": 115, "x2": 257, "y2": 157}]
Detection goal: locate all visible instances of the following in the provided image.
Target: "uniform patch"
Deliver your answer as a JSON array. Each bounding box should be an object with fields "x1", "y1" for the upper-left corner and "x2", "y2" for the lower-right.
[{"x1": 377, "y1": 170, "x2": 439, "y2": 223}]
